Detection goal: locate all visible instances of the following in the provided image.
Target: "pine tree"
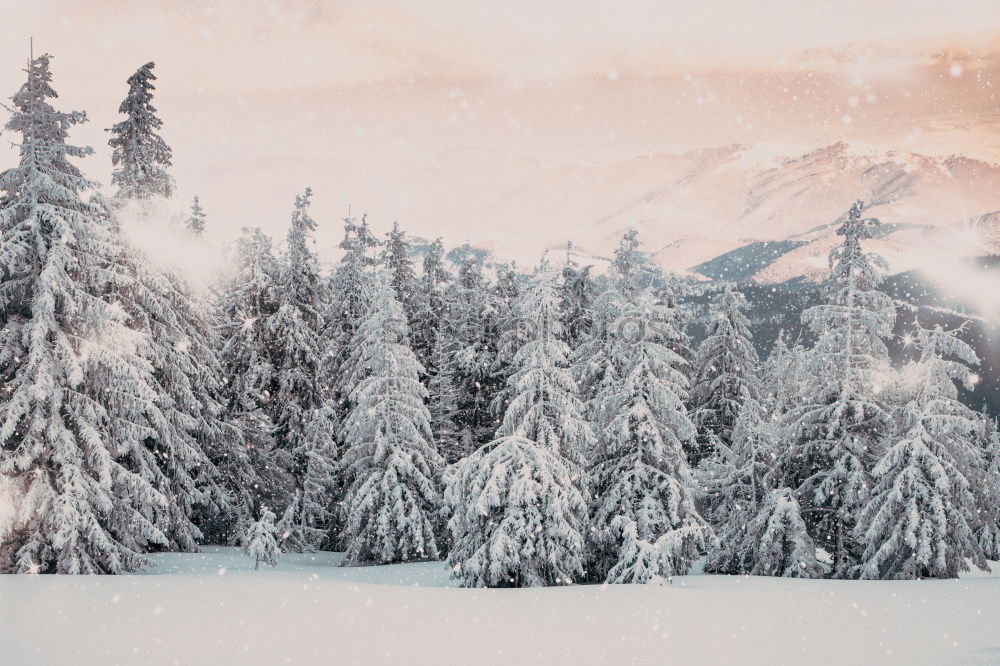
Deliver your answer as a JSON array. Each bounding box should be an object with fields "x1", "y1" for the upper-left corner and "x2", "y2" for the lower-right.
[
  {"x1": 446, "y1": 263, "x2": 591, "y2": 587},
  {"x1": 447, "y1": 248, "x2": 501, "y2": 449},
  {"x1": 736, "y1": 489, "x2": 823, "y2": 578},
  {"x1": 324, "y1": 214, "x2": 379, "y2": 412},
  {"x1": 705, "y1": 401, "x2": 821, "y2": 579},
  {"x1": 612, "y1": 230, "x2": 644, "y2": 300},
  {"x1": 107, "y1": 61, "x2": 173, "y2": 201},
  {"x1": 380, "y1": 222, "x2": 420, "y2": 326},
  {"x1": 777, "y1": 201, "x2": 896, "y2": 578},
  {"x1": 0, "y1": 54, "x2": 172, "y2": 573},
  {"x1": 427, "y1": 317, "x2": 463, "y2": 464},
  {"x1": 339, "y1": 274, "x2": 444, "y2": 564},
  {"x1": 410, "y1": 237, "x2": 452, "y2": 368},
  {"x1": 760, "y1": 332, "x2": 809, "y2": 419},
  {"x1": 244, "y1": 507, "x2": 280, "y2": 570},
  {"x1": 975, "y1": 419, "x2": 1000, "y2": 559},
  {"x1": 689, "y1": 285, "x2": 761, "y2": 464},
  {"x1": 559, "y1": 243, "x2": 596, "y2": 351},
  {"x1": 186, "y1": 196, "x2": 206, "y2": 236},
  {"x1": 856, "y1": 323, "x2": 989, "y2": 579},
  {"x1": 268, "y1": 189, "x2": 334, "y2": 551},
  {"x1": 588, "y1": 287, "x2": 712, "y2": 583},
  {"x1": 111, "y1": 241, "x2": 234, "y2": 552},
  {"x1": 217, "y1": 227, "x2": 292, "y2": 526}
]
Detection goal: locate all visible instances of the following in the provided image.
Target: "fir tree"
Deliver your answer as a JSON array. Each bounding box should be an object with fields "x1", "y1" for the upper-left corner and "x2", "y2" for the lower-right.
[
  {"x1": 244, "y1": 507, "x2": 280, "y2": 570},
  {"x1": 612, "y1": 230, "x2": 644, "y2": 300},
  {"x1": 186, "y1": 196, "x2": 206, "y2": 236},
  {"x1": 380, "y1": 222, "x2": 420, "y2": 326},
  {"x1": 339, "y1": 274, "x2": 444, "y2": 564},
  {"x1": 856, "y1": 323, "x2": 989, "y2": 579},
  {"x1": 689, "y1": 285, "x2": 760, "y2": 464},
  {"x1": 0, "y1": 54, "x2": 171, "y2": 573},
  {"x1": 217, "y1": 227, "x2": 292, "y2": 525},
  {"x1": 777, "y1": 201, "x2": 896, "y2": 578},
  {"x1": 704, "y1": 390, "x2": 793, "y2": 574},
  {"x1": 588, "y1": 287, "x2": 712, "y2": 583},
  {"x1": 410, "y1": 237, "x2": 452, "y2": 368},
  {"x1": 735, "y1": 489, "x2": 823, "y2": 578},
  {"x1": 324, "y1": 214, "x2": 379, "y2": 412},
  {"x1": 427, "y1": 317, "x2": 462, "y2": 464},
  {"x1": 447, "y1": 248, "x2": 501, "y2": 449},
  {"x1": 760, "y1": 332, "x2": 809, "y2": 419},
  {"x1": 107, "y1": 61, "x2": 173, "y2": 201},
  {"x1": 268, "y1": 189, "x2": 333, "y2": 551},
  {"x1": 446, "y1": 263, "x2": 591, "y2": 587},
  {"x1": 976, "y1": 419, "x2": 1000, "y2": 559},
  {"x1": 559, "y1": 243, "x2": 596, "y2": 351}
]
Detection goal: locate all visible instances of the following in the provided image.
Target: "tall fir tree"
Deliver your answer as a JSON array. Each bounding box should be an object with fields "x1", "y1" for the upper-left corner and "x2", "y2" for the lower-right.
[
  {"x1": 446, "y1": 262, "x2": 591, "y2": 587},
  {"x1": 339, "y1": 273, "x2": 444, "y2": 564},
  {"x1": 700, "y1": 389, "x2": 818, "y2": 576},
  {"x1": 587, "y1": 287, "x2": 712, "y2": 583},
  {"x1": 689, "y1": 285, "x2": 761, "y2": 464},
  {"x1": 856, "y1": 323, "x2": 989, "y2": 579},
  {"x1": 186, "y1": 196, "x2": 206, "y2": 236},
  {"x1": 777, "y1": 201, "x2": 896, "y2": 578},
  {"x1": 559, "y1": 243, "x2": 596, "y2": 351},
  {"x1": 217, "y1": 227, "x2": 292, "y2": 532},
  {"x1": 107, "y1": 62, "x2": 173, "y2": 201},
  {"x1": 975, "y1": 418, "x2": 1000, "y2": 559},
  {"x1": 267, "y1": 189, "x2": 335, "y2": 551},
  {"x1": 380, "y1": 222, "x2": 420, "y2": 327},
  {"x1": 410, "y1": 237, "x2": 452, "y2": 368},
  {"x1": 324, "y1": 214, "x2": 379, "y2": 413},
  {"x1": 0, "y1": 54, "x2": 175, "y2": 573},
  {"x1": 447, "y1": 248, "x2": 501, "y2": 451}
]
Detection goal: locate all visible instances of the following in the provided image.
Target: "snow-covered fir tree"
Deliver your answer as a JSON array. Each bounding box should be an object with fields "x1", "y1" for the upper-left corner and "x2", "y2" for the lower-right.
[
  {"x1": 976, "y1": 418, "x2": 1000, "y2": 559},
  {"x1": 427, "y1": 317, "x2": 463, "y2": 464},
  {"x1": 856, "y1": 323, "x2": 989, "y2": 579},
  {"x1": 760, "y1": 331, "x2": 809, "y2": 420},
  {"x1": 611, "y1": 229, "x2": 644, "y2": 301},
  {"x1": 186, "y1": 196, "x2": 206, "y2": 236},
  {"x1": 446, "y1": 262, "x2": 591, "y2": 587},
  {"x1": 587, "y1": 286, "x2": 712, "y2": 583},
  {"x1": 559, "y1": 243, "x2": 597, "y2": 351},
  {"x1": 110, "y1": 237, "x2": 234, "y2": 552},
  {"x1": 777, "y1": 201, "x2": 896, "y2": 578},
  {"x1": 702, "y1": 389, "x2": 807, "y2": 575},
  {"x1": 447, "y1": 248, "x2": 502, "y2": 451},
  {"x1": 217, "y1": 227, "x2": 292, "y2": 527},
  {"x1": 0, "y1": 54, "x2": 174, "y2": 574},
  {"x1": 410, "y1": 237, "x2": 452, "y2": 368},
  {"x1": 338, "y1": 273, "x2": 444, "y2": 564},
  {"x1": 267, "y1": 189, "x2": 335, "y2": 551},
  {"x1": 380, "y1": 222, "x2": 420, "y2": 326},
  {"x1": 244, "y1": 507, "x2": 280, "y2": 570},
  {"x1": 107, "y1": 61, "x2": 173, "y2": 201},
  {"x1": 324, "y1": 214, "x2": 379, "y2": 413},
  {"x1": 732, "y1": 488, "x2": 823, "y2": 578},
  {"x1": 689, "y1": 285, "x2": 760, "y2": 464}
]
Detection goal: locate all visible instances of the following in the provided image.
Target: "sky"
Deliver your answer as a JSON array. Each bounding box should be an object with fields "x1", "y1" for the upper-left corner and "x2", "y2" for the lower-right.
[{"x1": 3, "y1": 0, "x2": 1000, "y2": 257}]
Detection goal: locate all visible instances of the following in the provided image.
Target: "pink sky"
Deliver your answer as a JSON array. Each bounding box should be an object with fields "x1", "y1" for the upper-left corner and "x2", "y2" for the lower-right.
[{"x1": 3, "y1": 0, "x2": 1000, "y2": 254}]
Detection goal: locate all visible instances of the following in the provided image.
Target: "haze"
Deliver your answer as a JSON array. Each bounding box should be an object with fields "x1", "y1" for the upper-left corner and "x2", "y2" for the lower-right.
[{"x1": 3, "y1": 0, "x2": 1000, "y2": 259}]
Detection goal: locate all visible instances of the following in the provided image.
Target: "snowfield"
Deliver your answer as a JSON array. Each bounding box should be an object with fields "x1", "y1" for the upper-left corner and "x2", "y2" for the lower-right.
[{"x1": 1, "y1": 548, "x2": 998, "y2": 666}]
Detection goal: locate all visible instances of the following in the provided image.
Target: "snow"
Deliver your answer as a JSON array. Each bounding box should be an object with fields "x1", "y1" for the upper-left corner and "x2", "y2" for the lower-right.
[{"x1": 1, "y1": 547, "x2": 998, "y2": 665}]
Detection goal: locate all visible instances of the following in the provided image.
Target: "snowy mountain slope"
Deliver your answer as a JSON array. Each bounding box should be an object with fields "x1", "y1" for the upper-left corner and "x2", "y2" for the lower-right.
[
  {"x1": 450, "y1": 140, "x2": 1000, "y2": 278},
  {"x1": 189, "y1": 141, "x2": 1000, "y2": 284}
]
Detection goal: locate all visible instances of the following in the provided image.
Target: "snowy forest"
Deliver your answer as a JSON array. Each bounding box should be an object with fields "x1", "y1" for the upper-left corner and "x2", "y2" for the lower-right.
[{"x1": 0, "y1": 49, "x2": 998, "y2": 591}]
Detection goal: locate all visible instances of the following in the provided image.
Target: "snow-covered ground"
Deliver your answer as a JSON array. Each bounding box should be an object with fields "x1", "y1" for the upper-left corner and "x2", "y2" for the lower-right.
[{"x1": 1, "y1": 547, "x2": 997, "y2": 666}]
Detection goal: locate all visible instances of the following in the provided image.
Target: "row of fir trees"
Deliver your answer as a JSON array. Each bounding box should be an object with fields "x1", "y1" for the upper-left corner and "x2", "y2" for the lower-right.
[{"x1": 1, "y1": 54, "x2": 998, "y2": 582}]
